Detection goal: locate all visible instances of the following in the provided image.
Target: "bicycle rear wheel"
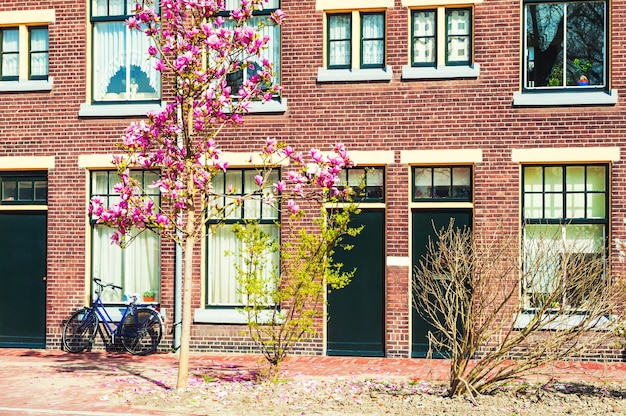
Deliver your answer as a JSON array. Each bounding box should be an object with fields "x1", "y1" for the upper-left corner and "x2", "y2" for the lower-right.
[
  {"x1": 62, "y1": 308, "x2": 98, "y2": 353},
  {"x1": 120, "y1": 308, "x2": 163, "y2": 355}
]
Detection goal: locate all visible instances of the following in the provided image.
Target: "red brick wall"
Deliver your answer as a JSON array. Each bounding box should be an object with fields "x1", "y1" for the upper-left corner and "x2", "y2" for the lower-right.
[{"x1": 1, "y1": 0, "x2": 625, "y2": 358}]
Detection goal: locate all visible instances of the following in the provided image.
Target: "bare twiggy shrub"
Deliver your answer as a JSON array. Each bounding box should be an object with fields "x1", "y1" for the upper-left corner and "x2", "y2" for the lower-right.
[{"x1": 413, "y1": 221, "x2": 621, "y2": 398}]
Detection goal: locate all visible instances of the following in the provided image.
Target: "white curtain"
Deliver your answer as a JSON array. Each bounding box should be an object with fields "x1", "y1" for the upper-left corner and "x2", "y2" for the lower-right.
[
  {"x1": 207, "y1": 223, "x2": 279, "y2": 306},
  {"x1": 328, "y1": 15, "x2": 351, "y2": 67},
  {"x1": 92, "y1": 22, "x2": 160, "y2": 101},
  {"x1": 2, "y1": 29, "x2": 18, "y2": 78},
  {"x1": 361, "y1": 14, "x2": 384, "y2": 66},
  {"x1": 412, "y1": 11, "x2": 435, "y2": 65},
  {"x1": 92, "y1": 225, "x2": 160, "y2": 303},
  {"x1": 446, "y1": 10, "x2": 470, "y2": 62},
  {"x1": 29, "y1": 28, "x2": 48, "y2": 78}
]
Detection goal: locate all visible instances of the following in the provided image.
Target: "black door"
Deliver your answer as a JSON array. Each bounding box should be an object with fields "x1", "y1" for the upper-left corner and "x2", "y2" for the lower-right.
[
  {"x1": 411, "y1": 209, "x2": 471, "y2": 358},
  {"x1": 0, "y1": 212, "x2": 47, "y2": 348},
  {"x1": 327, "y1": 210, "x2": 385, "y2": 356}
]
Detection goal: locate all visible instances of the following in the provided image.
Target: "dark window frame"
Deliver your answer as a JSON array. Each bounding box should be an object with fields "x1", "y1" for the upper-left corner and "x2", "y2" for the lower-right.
[{"x1": 412, "y1": 166, "x2": 473, "y2": 202}]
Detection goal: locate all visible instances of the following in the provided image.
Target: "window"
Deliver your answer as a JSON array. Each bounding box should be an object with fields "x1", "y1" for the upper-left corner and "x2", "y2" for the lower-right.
[
  {"x1": 336, "y1": 167, "x2": 385, "y2": 202},
  {"x1": 90, "y1": 0, "x2": 160, "y2": 102},
  {"x1": 220, "y1": 0, "x2": 281, "y2": 96},
  {"x1": 327, "y1": 11, "x2": 385, "y2": 69},
  {"x1": 522, "y1": 165, "x2": 608, "y2": 309},
  {"x1": 206, "y1": 169, "x2": 279, "y2": 307},
  {"x1": 0, "y1": 26, "x2": 48, "y2": 81},
  {"x1": 411, "y1": 8, "x2": 471, "y2": 67},
  {"x1": 0, "y1": 172, "x2": 47, "y2": 204},
  {"x1": 523, "y1": 0, "x2": 606, "y2": 90},
  {"x1": 403, "y1": 6, "x2": 477, "y2": 80},
  {"x1": 90, "y1": 170, "x2": 161, "y2": 303},
  {"x1": 318, "y1": 9, "x2": 391, "y2": 82},
  {"x1": 412, "y1": 166, "x2": 472, "y2": 201}
]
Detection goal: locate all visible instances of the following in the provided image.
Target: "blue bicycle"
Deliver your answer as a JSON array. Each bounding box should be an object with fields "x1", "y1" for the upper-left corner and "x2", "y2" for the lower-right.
[{"x1": 62, "y1": 278, "x2": 163, "y2": 355}]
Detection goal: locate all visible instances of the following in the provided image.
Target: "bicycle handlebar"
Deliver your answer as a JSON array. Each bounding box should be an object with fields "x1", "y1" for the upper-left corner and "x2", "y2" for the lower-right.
[{"x1": 93, "y1": 277, "x2": 122, "y2": 291}]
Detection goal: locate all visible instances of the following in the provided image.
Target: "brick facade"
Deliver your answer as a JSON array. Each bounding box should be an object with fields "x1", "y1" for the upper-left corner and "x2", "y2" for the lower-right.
[{"x1": 0, "y1": 0, "x2": 625, "y2": 359}]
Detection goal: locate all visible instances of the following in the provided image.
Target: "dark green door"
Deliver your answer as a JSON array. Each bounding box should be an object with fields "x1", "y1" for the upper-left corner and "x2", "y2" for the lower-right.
[
  {"x1": 327, "y1": 210, "x2": 385, "y2": 356},
  {"x1": 411, "y1": 209, "x2": 471, "y2": 358},
  {"x1": 0, "y1": 212, "x2": 47, "y2": 348}
]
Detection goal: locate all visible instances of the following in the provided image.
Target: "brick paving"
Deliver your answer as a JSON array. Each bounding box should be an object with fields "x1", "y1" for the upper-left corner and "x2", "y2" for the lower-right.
[{"x1": 0, "y1": 348, "x2": 626, "y2": 415}]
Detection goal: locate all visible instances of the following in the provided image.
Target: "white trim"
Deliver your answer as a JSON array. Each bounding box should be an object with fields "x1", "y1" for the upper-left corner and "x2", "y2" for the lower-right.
[
  {"x1": 317, "y1": 67, "x2": 393, "y2": 83},
  {"x1": 195, "y1": 307, "x2": 276, "y2": 324},
  {"x1": 0, "y1": 78, "x2": 53, "y2": 92},
  {"x1": 0, "y1": 9, "x2": 56, "y2": 25},
  {"x1": 402, "y1": 0, "x2": 483, "y2": 5},
  {"x1": 513, "y1": 90, "x2": 618, "y2": 107},
  {"x1": 511, "y1": 147, "x2": 620, "y2": 163},
  {"x1": 78, "y1": 154, "x2": 117, "y2": 169},
  {"x1": 387, "y1": 256, "x2": 410, "y2": 267},
  {"x1": 409, "y1": 201, "x2": 473, "y2": 209},
  {"x1": 350, "y1": 151, "x2": 395, "y2": 165},
  {"x1": 401, "y1": 64, "x2": 480, "y2": 80},
  {"x1": 0, "y1": 156, "x2": 55, "y2": 170},
  {"x1": 78, "y1": 102, "x2": 164, "y2": 118},
  {"x1": 513, "y1": 312, "x2": 614, "y2": 331},
  {"x1": 247, "y1": 98, "x2": 287, "y2": 114},
  {"x1": 0, "y1": 205, "x2": 47, "y2": 211},
  {"x1": 400, "y1": 149, "x2": 483, "y2": 164},
  {"x1": 316, "y1": 0, "x2": 393, "y2": 10}
]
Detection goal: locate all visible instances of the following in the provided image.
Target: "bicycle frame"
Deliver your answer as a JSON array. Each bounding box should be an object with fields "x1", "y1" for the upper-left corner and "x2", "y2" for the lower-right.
[{"x1": 91, "y1": 294, "x2": 136, "y2": 345}]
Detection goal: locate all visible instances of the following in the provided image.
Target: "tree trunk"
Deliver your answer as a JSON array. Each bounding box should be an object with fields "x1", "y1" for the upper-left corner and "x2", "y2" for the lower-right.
[{"x1": 176, "y1": 210, "x2": 195, "y2": 390}]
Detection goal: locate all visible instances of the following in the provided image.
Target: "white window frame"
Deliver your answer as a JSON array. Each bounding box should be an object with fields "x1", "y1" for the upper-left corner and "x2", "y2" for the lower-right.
[{"x1": 0, "y1": 10, "x2": 53, "y2": 92}]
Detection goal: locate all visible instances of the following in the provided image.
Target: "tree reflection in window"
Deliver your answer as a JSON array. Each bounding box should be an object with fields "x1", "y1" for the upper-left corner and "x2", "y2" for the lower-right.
[{"x1": 524, "y1": 1, "x2": 606, "y2": 89}]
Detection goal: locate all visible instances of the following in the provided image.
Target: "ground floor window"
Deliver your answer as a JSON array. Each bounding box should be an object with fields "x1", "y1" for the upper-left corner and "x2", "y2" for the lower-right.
[
  {"x1": 90, "y1": 170, "x2": 161, "y2": 303},
  {"x1": 206, "y1": 169, "x2": 279, "y2": 307},
  {"x1": 522, "y1": 164, "x2": 608, "y2": 309}
]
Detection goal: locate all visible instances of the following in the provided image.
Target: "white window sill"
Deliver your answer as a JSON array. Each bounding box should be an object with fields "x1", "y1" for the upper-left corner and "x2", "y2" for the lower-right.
[
  {"x1": 513, "y1": 89, "x2": 618, "y2": 107},
  {"x1": 317, "y1": 67, "x2": 393, "y2": 83},
  {"x1": 513, "y1": 312, "x2": 615, "y2": 331},
  {"x1": 0, "y1": 78, "x2": 53, "y2": 92},
  {"x1": 195, "y1": 307, "x2": 282, "y2": 324},
  {"x1": 195, "y1": 308, "x2": 248, "y2": 324},
  {"x1": 401, "y1": 64, "x2": 480, "y2": 80},
  {"x1": 247, "y1": 98, "x2": 287, "y2": 114},
  {"x1": 78, "y1": 102, "x2": 165, "y2": 117}
]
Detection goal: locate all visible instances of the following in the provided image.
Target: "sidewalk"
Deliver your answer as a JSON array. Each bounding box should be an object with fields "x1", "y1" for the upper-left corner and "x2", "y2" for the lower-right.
[{"x1": 0, "y1": 348, "x2": 625, "y2": 415}]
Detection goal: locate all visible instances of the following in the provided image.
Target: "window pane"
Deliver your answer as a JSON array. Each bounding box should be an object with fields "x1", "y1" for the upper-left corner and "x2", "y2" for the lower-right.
[
  {"x1": 93, "y1": 22, "x2": 160, "y2": 102},
  {"x1": 566, "y1": 192, "x2": 584, "y2": 218},
  {"x1": 433, "y1": 167, "x2": 450, "y2": 198},
  {"x1": 2, "y1": 29, "x2": 19, "y2": 78},
  {"x1": 587, "y1": 193, "x2": 605, "y2": 218},
  {"x1": 328, "y1": 14, "x2": 351, "y2": 68},
  {"x1": 446, "y1": 9, "x2": 470, "y2": 64},
  {"x1": 361, "y1": 13, "x2": 384, "y2": 67},
  {"x1": 523, "y1": 166, "x2": 543, "y2": 192},
  {"x1": 524, "y1": 193, "x2": 543, "y2": 218},
  {"x1": 525, "y1": 1, "x2": 605, "y2": 88},
  {"x1": 412, "y1": 11, "x2": 435, "y2": 66},
  {"x1": 452, "y1": 167, "x2": 471, "y2": 198},
  {"x1": 566, "y1": 166, "x2": 585, "y2": 191},
  {"x1": 587, "y1": 165, "x2": 605, "y2": 191},
  {"x1": 30, "y1": 27, "x2": 49, "y2": 78},
  {"x1": 544, "y1": 193, "x2": 563, "y2": 218},
  {"x1": 544, "y1": 166, "x2": 562, "y2": 191},
  {"x1": 34, "y1": 181, "x2": 47, "y2": 201}
]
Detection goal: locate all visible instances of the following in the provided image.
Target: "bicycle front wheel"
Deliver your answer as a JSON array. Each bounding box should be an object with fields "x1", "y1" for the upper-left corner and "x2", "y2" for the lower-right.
[
  {"x1": 62, "y1": 308, "x2": 98, "y2": 353},
  {"x1": 120, "y1": 308, "x2": 163, "y2": 355}
]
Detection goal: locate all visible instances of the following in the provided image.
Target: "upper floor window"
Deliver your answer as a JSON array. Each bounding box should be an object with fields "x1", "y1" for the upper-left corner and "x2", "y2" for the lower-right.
[
  {"x1": 336, "y1": 167, "x2": 385, "y2": 202},
  {"x1": 411, "y1": 8, "x2": 471, "y2": 67},
  {"x1": 327, "y1": 11, "x2": 386, "y2": 70},
  {"x1": 0, "y1": 26, "x2": 48, "y2": 81},
  {"x1": 221, "y1": 0, "x2": 281, "y2": 96},
  {"x1": 90, "y1": 0, "x2": 160, "y2": 103},
  {"x1": 524, "y1": 0, "x2": 606, "y2": 90}
]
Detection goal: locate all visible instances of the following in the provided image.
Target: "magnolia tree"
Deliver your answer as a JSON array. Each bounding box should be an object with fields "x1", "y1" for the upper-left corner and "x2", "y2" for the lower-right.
[{"x1": 89, "y1": 0, "x2": 354, "y2": 389}]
